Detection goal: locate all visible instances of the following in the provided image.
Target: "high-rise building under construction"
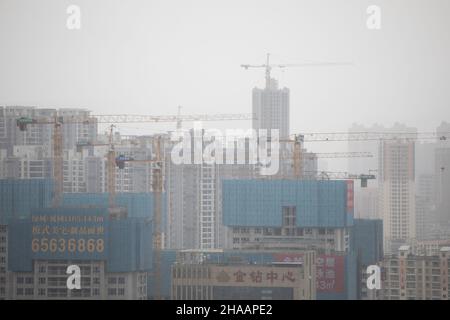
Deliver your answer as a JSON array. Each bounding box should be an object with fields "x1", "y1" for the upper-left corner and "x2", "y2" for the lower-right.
[{"x1": 252, "y1": 78, "x2": 290, "y2": 139}]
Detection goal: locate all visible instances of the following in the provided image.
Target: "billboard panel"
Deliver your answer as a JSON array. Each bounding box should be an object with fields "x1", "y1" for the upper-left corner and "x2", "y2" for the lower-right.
[
  {"x1": 29, "y1": 211, "x2": 108, "y2": 260},
  {"x1": 272, "y1": 253, "x2": 345, "y2": 293}
]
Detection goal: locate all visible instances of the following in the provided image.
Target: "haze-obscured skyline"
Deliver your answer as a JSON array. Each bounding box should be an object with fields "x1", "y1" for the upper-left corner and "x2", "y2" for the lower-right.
[{"x1": 1, "y1": 0, "x2": 449, "y2": 136}]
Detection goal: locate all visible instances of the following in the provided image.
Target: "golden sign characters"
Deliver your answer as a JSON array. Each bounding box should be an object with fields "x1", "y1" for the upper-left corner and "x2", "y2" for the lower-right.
[
  {"x1": 31, "y1": 215, "x2": 104, "y2": 223},
  {"x1": 31, "y1": 238, "x2": 104, "y2": 254},
  {"x1": 32, "y1": 225, "x2": 104, "y2": 236}
]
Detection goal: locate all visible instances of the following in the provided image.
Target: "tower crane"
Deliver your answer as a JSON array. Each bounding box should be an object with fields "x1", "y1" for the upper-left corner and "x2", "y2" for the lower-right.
[
  {"x1": 312, "y1": 152, "x2": 373, "y2": 159},
  {"x1": 18, "y1": 110, "x2": 254, "y2": 300},
  {"x1": 17, "y1": 112, "x2": 254, "y2": 206},
  {"x1": 16, "y1": 114, "x2": 93, "y2": 207},
  {"x1": 279, "y1": 131, "x2": 450, "y2": 186},
  {"x1": 111, "y1": 136, "x2": 165, "y2": 299},
  {"x1": 241, "y1": 53, "x2": 352, "y2": 89}
]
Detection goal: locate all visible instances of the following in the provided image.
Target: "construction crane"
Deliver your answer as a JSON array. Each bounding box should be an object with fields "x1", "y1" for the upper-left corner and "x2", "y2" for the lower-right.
[
  {"x1": 241, "y1": 53, "x2": 352, "y2": 89},
  {"x1": 313, "y1": 171, "x2": 376, "y2": 187},
  {"x1": 106, "y1": 125, "x2": 117, "y2": 210},
  {"x1": 16, "y1": 112, "x2": 254, "y2": 207},
  {"x1": 312, "y1": 152, "x2": 373, "y2": 159},
  {"x1": 16, "y1": 114, "x2": 93, "y2": 207},
  {"x1": 90, "y1": 113, "x2": 254, "y2": 123},
  {"x1": 277, "y1": 130, "x2": 448, "y2": 186},
  {"x1": 280, "y1": 134, "x2": 305, "y2": 178},
  {"x1": 61, "y1": 111, "x2": 254, "y2": 299},
  {"x1": 113, "y1": 136, "x2": 165, "y2": 299},
  {"x1": 301, "y1": 131, "x2": 450, "y2": 142}
]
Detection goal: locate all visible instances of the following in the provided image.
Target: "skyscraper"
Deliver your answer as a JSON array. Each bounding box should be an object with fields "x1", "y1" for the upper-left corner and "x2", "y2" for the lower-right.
[
  {"x1": 252, "y1": 78, "x2": 290, "y2": 139},
  {"x1": 435, "y1": 122, "x2": 450, "y2": 225},
  {"x1": 379, "y1": 139, "x2": 416, "y2": 253}
]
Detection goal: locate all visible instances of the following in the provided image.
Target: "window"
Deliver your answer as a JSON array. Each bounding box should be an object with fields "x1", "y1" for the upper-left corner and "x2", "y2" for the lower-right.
[
  {"x1": 108, "y1": 277, "x2": 117, "y2": 285},
  {"x1": 118, "y1": 277, "x2": 125, "y2": 285},
  {"x1": 118, "y1": 288, "x2": 125, "y2": 296},
  {"x1": 38, "y1": 288, "x2": 46, "y2": 296}
]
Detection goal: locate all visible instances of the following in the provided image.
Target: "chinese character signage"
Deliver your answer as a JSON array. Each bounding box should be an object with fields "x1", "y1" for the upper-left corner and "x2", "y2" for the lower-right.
[
  {"x1": 211, "y1": 265, "x2": 302, "y2": 287},
  {"x1": 346, "y1": 180, "x2": 354, "y2": 215},
  {"x1": 273, "y1": 253, "x2": 345, "y2": 293},
  {"x1": 30, "y1": 213, "x2": 108, "y2": 260}
]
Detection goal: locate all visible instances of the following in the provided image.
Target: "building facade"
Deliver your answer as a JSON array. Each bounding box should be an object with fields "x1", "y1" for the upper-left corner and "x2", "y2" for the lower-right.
[
  {"x1": 171, "y1": 250, "x2": 316, "y2": 300},
  {"x1": 222, "y1": 180, "x2": 354, "y2": 253},
  {"x1": 6, "y1": 207, "x2": 152, "y2": 300},
  {"x1": 381, "y1": 246, "x2": 450, "y2": 300},
  {"x1": 379, "y1": 140, "x2": 416, "y2": 254},
  {"x1": 252, "y1": 78, "x2": 290, "y2": 140}
]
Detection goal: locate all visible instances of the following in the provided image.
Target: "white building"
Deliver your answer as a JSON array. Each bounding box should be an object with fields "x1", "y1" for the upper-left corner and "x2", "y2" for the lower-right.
[
  {"x1": 8, "y1": 260, "x2": 147, "y2": 300},
  {"x1": 379, "y1": 139, "x2": 416, "y2": 254}
]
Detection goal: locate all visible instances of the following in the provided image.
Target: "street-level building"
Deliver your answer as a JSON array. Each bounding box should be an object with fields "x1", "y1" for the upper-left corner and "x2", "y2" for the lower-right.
[{"x1": 171, "y1": 250, "x2": 316, "y2": 300}]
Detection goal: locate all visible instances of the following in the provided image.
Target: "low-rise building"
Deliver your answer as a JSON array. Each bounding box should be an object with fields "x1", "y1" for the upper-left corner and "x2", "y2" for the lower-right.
[{"x1": 171, "y1": 250, "x2": 316, "y2": 300}]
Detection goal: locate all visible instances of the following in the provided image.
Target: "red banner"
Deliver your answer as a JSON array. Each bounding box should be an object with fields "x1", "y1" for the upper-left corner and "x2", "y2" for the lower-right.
[
  {"x1": 346, "y1": 180, "x2": 354, "y2": 215},
  {"x1": 272, "y1": 253, "x2": 345, "y2": 293}
]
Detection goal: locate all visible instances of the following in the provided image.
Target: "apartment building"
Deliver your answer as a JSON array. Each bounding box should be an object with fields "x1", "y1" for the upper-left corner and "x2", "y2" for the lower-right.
[{"x1": 381, "y1": 246, "x2": 450, "y2": 300}]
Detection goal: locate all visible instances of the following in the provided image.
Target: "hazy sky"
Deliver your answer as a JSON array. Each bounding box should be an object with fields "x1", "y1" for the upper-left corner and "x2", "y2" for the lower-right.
[{"x1": 1, "y1": 0, "x2": 449, "y2": 139}]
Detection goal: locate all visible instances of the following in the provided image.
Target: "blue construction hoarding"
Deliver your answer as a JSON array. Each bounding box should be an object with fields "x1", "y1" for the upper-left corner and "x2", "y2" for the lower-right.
[
  {"x1": 222, "y1": 180, "x2": 353, "y2": 228},
  {"x1": 8, "y1": 207, "x2": 152, "y2": 273},
  {"x1": 0, "y1": 179, "x2": 53, "y2": 224}
]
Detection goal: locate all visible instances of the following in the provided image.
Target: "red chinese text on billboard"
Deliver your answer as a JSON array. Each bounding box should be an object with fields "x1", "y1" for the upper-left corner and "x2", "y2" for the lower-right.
[
  {"x1": 346, "y1": 180, "x2": 354, "y2": 214},
  {"x1": 272, "y1": 253, "x2": 345, "y2": 293}
]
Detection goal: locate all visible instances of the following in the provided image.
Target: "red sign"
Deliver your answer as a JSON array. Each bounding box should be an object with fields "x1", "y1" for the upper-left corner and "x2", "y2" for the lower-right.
[
  {"x1": 346, "y1": 180, "x2": 354, "y2": 215},
  {"x1": 273, "y1": 253, "x2": 345, "y2": 293}
]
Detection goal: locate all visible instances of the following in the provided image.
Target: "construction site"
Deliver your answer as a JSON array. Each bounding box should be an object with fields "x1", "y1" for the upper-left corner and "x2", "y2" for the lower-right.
[{"x1": 1, "y1": 51, "x2": 450, "y2": 301}]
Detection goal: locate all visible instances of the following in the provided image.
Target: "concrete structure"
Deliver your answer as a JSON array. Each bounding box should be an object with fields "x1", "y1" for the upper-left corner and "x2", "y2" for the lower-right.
[
  {"x1": 0, "y1": 225, "x2": 7, "y2": 300},
  {"x1": 435, "y1": 145, "x2": 450, "y2": 224},
  {"x1": 350, "y1": 124, "x2": 418, "y2": 252},
  {"x1": 165, "y1": 130, "x2": 258, "y2": 250},
  {"x1": 381, "y1": 246, "x2": 450, "y2": 300},
  {"x1": 379, "y1": 139, "x2": 416, "y2": 254},
  {"x1": 252, "y1": 78, "x2": 289, "y2": 140},
  {"x1": 171, "y1": 260, "x2": 315, "y2": 300},
  {"x1": 415, "y1": 174, "x2": 436, "y2": 240},
  {"x1": 6, "y1": 207, "x2": 152, "y2": 300},
  {"x1": 351, "y1": 219, "x2": 384, "y2": 300},
  {"x1": 222, "y1": 180, "x2": 354, "y2": 253},
  {"x1": 354, "y1": 187, "x2": 379, "y2": 220},
  {"x1": 8, "y1": 260, "x2": 147, "y2": 300},
  {"x1": 408, "y1": 239, "x2": 450, "y2": 256},
  {"x1": 153, "y1": 248, "x2": 356, "y2": 300},
  {"x1": 0, "y1": 106, "x2": 97, "y2": 155}
]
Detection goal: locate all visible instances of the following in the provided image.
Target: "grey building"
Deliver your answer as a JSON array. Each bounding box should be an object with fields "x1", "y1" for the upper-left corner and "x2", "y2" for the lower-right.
[{"x1": 252, "y1": 78, "x2": 290, "y2": 140}]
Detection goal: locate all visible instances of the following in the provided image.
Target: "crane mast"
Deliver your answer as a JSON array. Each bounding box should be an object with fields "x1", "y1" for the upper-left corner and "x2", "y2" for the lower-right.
[
  {"x1": 151, "y1": 136, "x2": 163, "y2": 300},
  {"x1": 107, "y1": 125, "x2": 117, "y2": 210}
]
